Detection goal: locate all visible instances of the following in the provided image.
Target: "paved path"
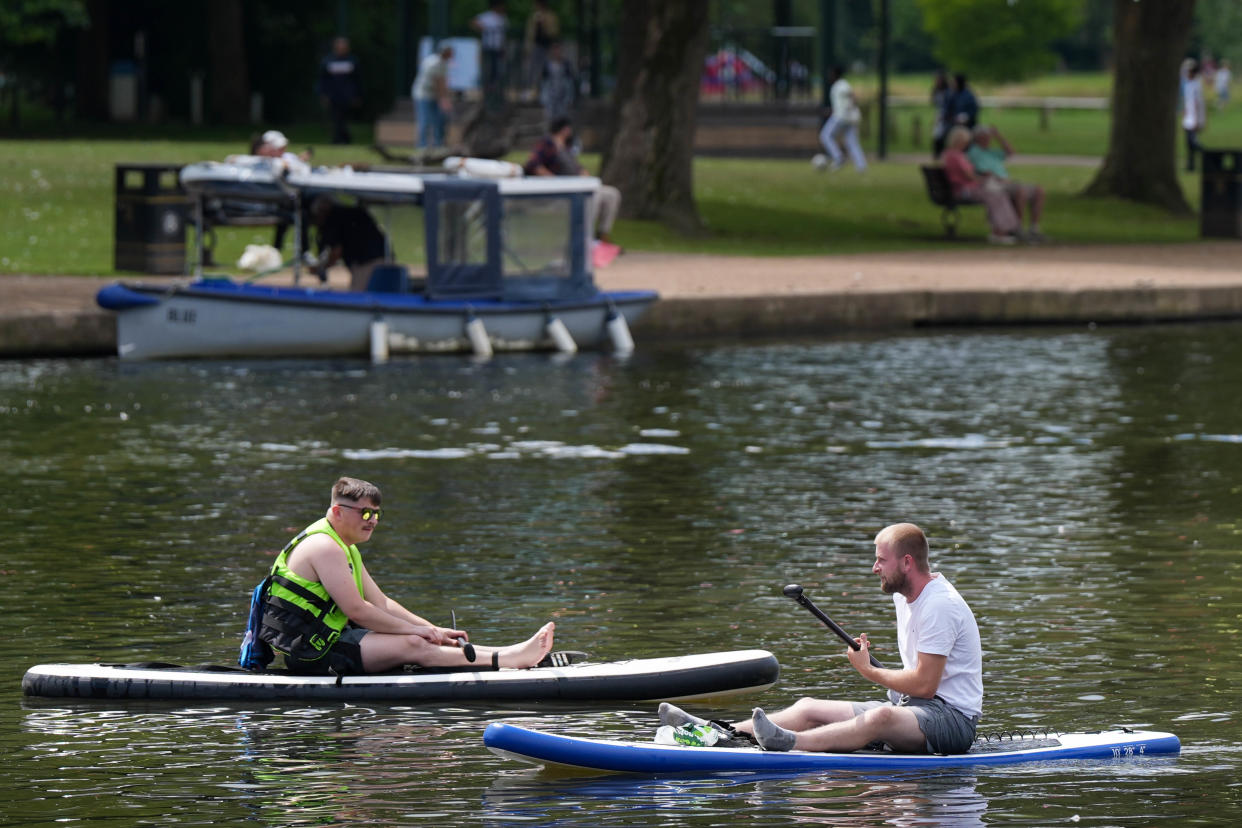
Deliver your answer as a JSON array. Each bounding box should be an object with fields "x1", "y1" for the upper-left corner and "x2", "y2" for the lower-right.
[{"x1": 3, "y1": 240, "x2": 1242, "y2": 356}]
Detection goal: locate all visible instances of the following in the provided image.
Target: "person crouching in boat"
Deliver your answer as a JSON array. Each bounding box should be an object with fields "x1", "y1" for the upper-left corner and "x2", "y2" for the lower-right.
[
  {"x1": 665, "y1": 523, "x2": 981, "y2": 754},
  {"x1": 259, "y1": 476, "x2": 554, "y2": 674}
]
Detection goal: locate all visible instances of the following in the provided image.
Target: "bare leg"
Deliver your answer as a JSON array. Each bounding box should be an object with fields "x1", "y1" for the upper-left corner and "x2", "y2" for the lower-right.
[
  {"x1": 361, "y1": 622, "x2": 554, "y2": 672},
  {"x1": 791, "y1": 704, "x2": 926, "y2": 752},
  {"x1": 732, "y1": 696, "x2": 857, "y2": 737}
]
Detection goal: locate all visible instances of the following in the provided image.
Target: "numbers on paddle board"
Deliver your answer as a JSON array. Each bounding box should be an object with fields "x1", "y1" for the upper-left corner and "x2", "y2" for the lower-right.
[
  {"x1": 1111, "y1": 744, "x2": 1145, "y2": 758},
  {"x1": 167, "y1": 307, "x2": 197, "y2": 325}
]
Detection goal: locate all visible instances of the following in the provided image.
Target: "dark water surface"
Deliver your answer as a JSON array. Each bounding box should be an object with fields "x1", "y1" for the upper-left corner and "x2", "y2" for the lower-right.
[{"x1": 2, "y1": 324, "x2": 1240, "y2": 826}]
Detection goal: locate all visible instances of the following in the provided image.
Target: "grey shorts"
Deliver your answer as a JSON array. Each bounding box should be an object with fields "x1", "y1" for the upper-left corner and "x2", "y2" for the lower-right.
[
  {"x1": 283, "y1": 627, "x2": 369, "y2": 675},
  {"x1": 852, "y1": 696, "x2": 979, "y2": 755}
]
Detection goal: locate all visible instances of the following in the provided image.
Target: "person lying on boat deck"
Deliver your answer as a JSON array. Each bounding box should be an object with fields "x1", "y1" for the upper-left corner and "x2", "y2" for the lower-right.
[
  {"x1": 664, "y1": 523, "x2": 982, "y2": 754},
  {"x1": 522, "y1": 116, "x2": 621, "y2": 244},
  {"x1": 252, "y1": 130, "x2": 312, "y2": 257},
  {"x1": 308, "y1": 197, "x2": 390, "y2": 290},
  {"x1": 259, "y1": 476, "x2": 555, "y2": 674}
]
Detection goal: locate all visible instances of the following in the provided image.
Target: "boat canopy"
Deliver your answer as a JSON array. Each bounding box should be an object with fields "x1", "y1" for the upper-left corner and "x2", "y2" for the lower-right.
[{"x1": 179, "y1": 158, "x2": 600, "y2": 301}]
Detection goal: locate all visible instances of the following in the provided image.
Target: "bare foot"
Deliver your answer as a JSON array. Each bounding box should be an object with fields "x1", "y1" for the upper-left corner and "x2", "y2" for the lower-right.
[{"x1": 498, "y1": 622, "x2": 555, "y2": 668}]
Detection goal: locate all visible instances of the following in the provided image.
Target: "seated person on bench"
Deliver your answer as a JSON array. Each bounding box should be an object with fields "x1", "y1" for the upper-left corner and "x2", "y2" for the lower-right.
[
  {"x1": 942, "y1": 126, "x2": 1020, "y2": 245},
  {"x1": 967, "y1": 124, "x2": 1045, "y2": 242}
]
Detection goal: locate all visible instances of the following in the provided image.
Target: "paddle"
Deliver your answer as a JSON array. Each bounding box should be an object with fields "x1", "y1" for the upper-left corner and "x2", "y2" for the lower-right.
[
  {"x1": 783, "y1": 583, "x2": 886, "y2": 668},
  {"x1": 450, "y1": 610, "x2": 476, "y2": 663}
]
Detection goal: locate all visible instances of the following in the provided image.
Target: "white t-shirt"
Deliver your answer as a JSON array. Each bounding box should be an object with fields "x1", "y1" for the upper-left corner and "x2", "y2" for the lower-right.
[
  {"x1": 890, "y1": 574, "x2": 983, "y2": 719},
  {"x1": 1215, "y1": 68, "x2": 1232, "y2": 96},
  {"x1": 474, "y1": 10, "x2": 506, "y2": 51},
  {"x1": 829, "y1": 78, "x2": 860, "y2": 125},
  {"x1": 1183, "y1": 77, "x2": 1205, "y2": 130},
  {"x1": 412, "y1": 53, "x2": 448, "y2": 100}
]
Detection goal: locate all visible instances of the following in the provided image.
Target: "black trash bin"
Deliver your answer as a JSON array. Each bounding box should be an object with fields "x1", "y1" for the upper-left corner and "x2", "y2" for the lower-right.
[
  {"x1": 114, "y1": 163, "x2": 189, "y2": 274},
  {"x1": 1200, "y1": 150, "x2": 1242, "y2": 239}
]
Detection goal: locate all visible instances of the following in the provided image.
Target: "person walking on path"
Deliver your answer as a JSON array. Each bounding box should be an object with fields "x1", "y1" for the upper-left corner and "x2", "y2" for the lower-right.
[
  {"x1": 259, "y1": 476, "x2": 556, "y2": 674},
  {"x1": 662, "y1": 522, "x2": 982, "y2": 755},
  {"x1": 819, "y1": 65, "x2": 867, "y2": 172},
  {"x1": 317, "y1": 36, "x2": 362, "y2": 145}
]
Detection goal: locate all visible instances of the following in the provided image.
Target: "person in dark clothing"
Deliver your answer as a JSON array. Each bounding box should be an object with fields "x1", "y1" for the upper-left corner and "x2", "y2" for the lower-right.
[
  {"x1": 318, "y1": 36, "x2": 361, "y2": 145},
  {"x1": 309, "y1": 197, "x2": 389, "y2": 291},
  {"x1": 946, "y1": 73, "x2": 979, "y2": 131}
]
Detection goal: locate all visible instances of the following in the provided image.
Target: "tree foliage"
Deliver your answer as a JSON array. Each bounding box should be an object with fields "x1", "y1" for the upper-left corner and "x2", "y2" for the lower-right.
[
  {"x1": 0, "y1": 0, "x2": 87, "y2": 51},
  {"x1": 1193, "y1": 0, "x2": 1242, "y2": 66},
  {"x1": 915, "y1": 0, "x2": 1082, "y2": 81}
]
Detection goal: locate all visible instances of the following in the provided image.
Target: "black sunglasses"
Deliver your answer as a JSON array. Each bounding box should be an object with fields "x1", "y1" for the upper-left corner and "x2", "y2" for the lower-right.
[{"x1": 338, "y1": 504, "x2": 383, "y2": 521}]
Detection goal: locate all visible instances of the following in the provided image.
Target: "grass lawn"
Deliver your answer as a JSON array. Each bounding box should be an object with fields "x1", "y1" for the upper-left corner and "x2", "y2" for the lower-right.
[{"x1": 0, "y1": 132, "x2": 1218, "y2": 277}]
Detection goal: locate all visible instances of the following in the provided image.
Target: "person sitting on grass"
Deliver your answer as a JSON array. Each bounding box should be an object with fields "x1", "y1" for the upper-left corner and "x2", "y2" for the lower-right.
[
  {"x1": 966, "y1": 124, "x2": 1046, "y2": 242},
  {"x1": 941, "y1": 125, "x2": 1020, "y2": 245},
  {"x1": 523, "y1": 116, "x2": 622, "y2": 245}
]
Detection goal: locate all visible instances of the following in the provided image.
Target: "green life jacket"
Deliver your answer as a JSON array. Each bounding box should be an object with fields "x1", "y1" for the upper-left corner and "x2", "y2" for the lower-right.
[{"x1": 259, "y1": 517, "x2": 366, "y2": 662}]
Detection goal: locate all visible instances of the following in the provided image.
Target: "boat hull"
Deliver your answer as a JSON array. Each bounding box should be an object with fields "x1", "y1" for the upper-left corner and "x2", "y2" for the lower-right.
[
  {"x1": 483, "y1": 723, "x2": 1182, "y2": 775},
  {"x1": 22, "y1": 650, "x2": 778, "y2": 703},
  {"x1": 98, "y1": 280, "x2": 658, "y2": 360}
]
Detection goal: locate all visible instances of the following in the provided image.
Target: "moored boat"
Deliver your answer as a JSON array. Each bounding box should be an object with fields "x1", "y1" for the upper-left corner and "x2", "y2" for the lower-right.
[
  {"x1": 22, "y1": 649, "x2": 779, "y2": 703},
  {"x1": 96, "y1": 157, "x2": 657, "y2": 360}
]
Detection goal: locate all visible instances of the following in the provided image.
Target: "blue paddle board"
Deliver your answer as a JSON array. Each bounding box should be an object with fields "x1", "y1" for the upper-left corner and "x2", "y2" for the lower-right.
[{"x1": 483, "y1": 722, "x2": 1180, "y2": 775}]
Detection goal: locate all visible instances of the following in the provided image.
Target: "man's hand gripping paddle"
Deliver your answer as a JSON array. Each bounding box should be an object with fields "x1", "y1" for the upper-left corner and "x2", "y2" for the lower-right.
[{"x1": 782, "y1": 584, "x2": 885, "y2": 668}]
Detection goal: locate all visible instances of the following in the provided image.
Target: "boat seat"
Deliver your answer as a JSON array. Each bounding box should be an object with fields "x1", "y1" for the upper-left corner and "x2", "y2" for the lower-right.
[{"x1": 366, "y1": 264, "x2": 410, "y2": 293}]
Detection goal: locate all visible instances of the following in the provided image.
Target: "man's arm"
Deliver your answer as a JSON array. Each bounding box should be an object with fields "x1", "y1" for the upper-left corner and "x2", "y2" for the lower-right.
[
  {"x1": 846, "y1": 634, "x2": 947, "y2": 699},
  {"x1": 299, "y1": 538, "x2": 435, "y2": 637},
  {"x1": 991, "y1": 126, "x2": 1015, "y2": 157}
]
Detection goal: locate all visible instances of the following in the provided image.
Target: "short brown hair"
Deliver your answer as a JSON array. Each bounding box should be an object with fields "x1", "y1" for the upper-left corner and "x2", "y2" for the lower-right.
[
  {"x1": 875, "y1": 523, "x2": 930, "y2": 572},
  {"x1": 332, "y1": 477, "x2": 382, "y2": 506}
]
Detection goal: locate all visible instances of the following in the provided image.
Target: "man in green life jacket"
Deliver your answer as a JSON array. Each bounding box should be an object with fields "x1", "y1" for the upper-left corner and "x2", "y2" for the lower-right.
[{"x1": 260, "y1": 476, "x2": 555, "y2": 674}]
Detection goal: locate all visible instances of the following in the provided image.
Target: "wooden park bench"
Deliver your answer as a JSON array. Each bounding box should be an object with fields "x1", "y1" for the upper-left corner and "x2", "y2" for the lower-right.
[{"x1": 920, "y1": 164, "x2": 983, "y2": 239}]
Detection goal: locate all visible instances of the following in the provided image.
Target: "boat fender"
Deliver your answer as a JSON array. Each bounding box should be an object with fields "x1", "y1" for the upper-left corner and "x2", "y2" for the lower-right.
[
  {"x1": 545, "y1": 314, "x2": 578, "y2": 354},
  {"x1": 605, "y1": 306, "x2": 635, "y2": 355},
  {"x1": 465, "y1": 309, "x2": 493, "y2": 358},
  {"x1": 96, "y1": 283, "x2": 161, "y2": 311},
  {"x1": 369, "y1": 318, "x2": 389, "y2": 363}
]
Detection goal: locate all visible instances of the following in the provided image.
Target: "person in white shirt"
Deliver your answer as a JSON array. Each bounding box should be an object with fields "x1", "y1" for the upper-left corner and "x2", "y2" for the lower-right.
[
  {"x1": 412, "y1": 44, "x2": 454, "y2": 148},
  {"x1": 664, "y1": 522, "x2": 982, "y2": 754},
  {"x1": 1215, "y1": 59, "x2": 1232, "y2": 109},
  {"x1": 1183, "y1": 59, "x2": 1207, "y2": 172},
  {"x1": 472, "y1": 2, "x2": 508, "y2": 108},
  {"x1": 818, "y1": 65, "x2": 867, "y2": 172}
]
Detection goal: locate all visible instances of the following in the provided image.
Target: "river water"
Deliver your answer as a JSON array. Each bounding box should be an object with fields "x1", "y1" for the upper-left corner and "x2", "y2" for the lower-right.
[{"x1": 2, "y1": 323, "x2": 1240, "y2": 826}]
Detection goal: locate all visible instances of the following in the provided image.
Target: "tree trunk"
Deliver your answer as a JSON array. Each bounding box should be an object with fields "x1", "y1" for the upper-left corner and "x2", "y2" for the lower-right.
[
  {"x1": 206, "y1": 0, "x2": 250, "y2": 124},
  {"x1": 1083, "y1": 0, "x2": 1196, "y2": 213},
  {"x1": 599, "y1": 0, "x2": 710, "y2": 231}
]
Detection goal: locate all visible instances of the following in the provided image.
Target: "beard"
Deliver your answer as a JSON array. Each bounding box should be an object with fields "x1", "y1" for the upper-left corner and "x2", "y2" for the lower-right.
[{"x1": 879, "y1": 569, "x2": 908, "y2": 595}]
